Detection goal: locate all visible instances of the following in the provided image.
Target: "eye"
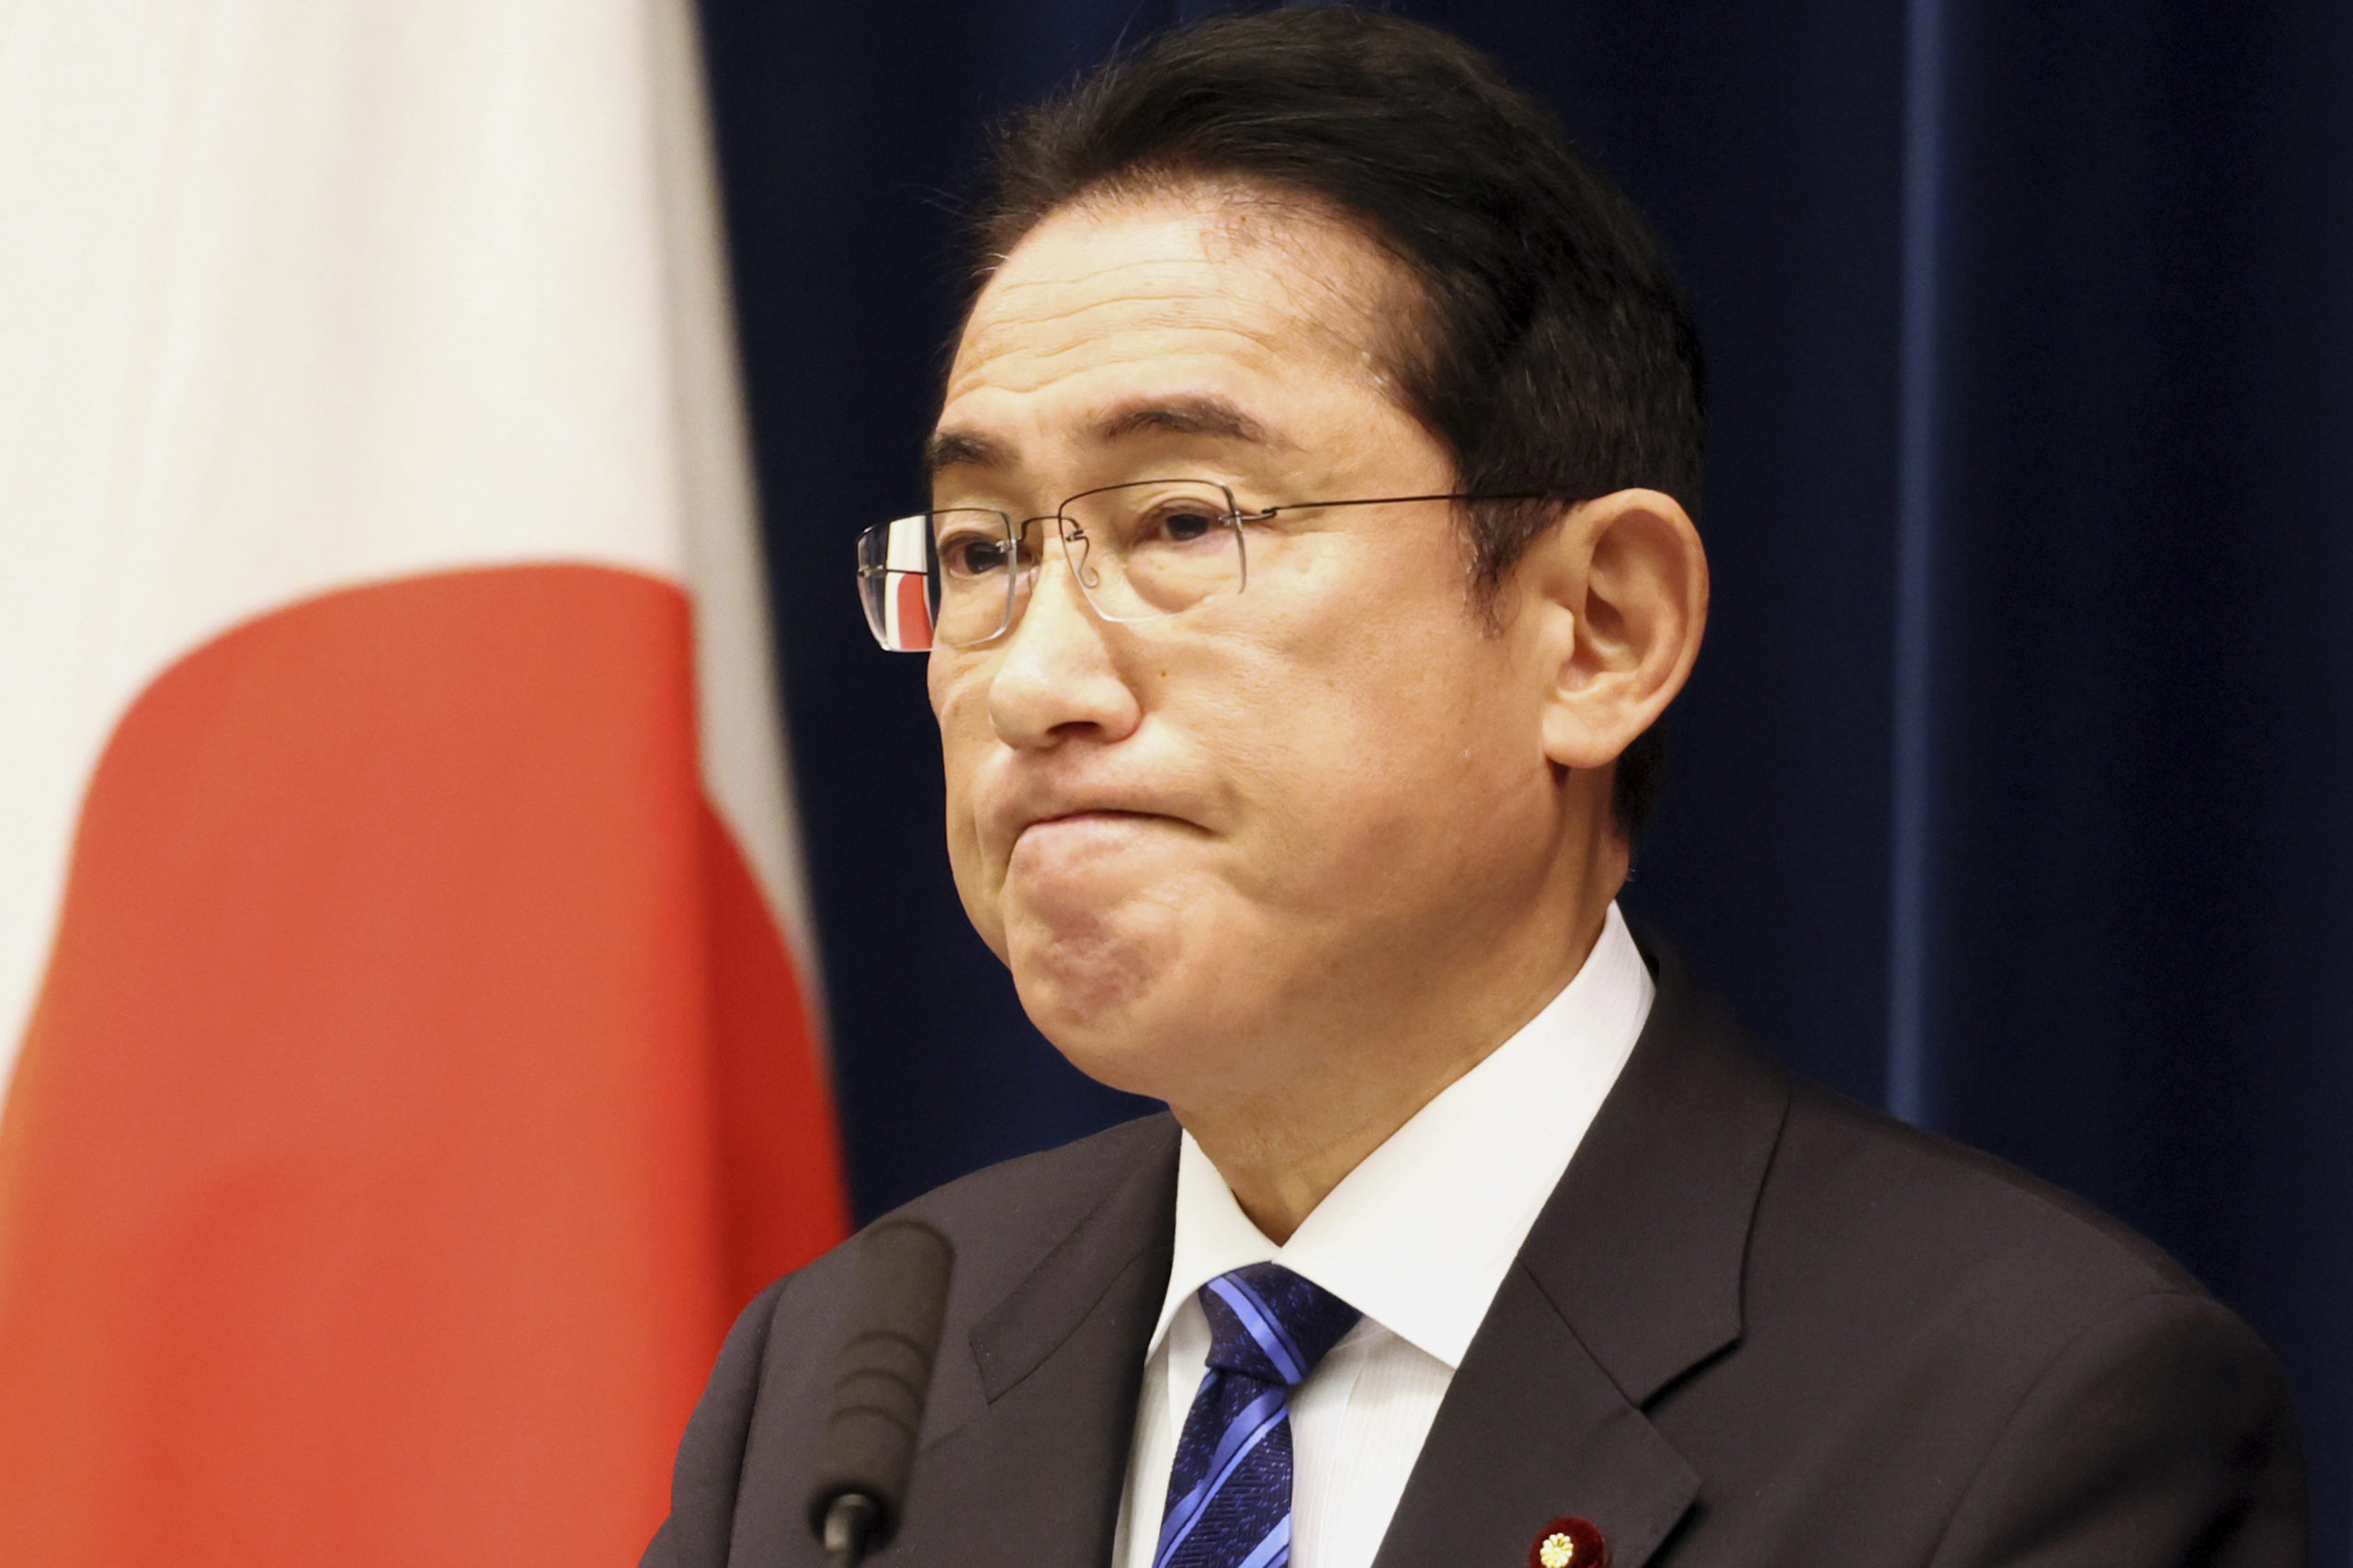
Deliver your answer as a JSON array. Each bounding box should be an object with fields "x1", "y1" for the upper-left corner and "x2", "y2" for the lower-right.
[
  {"x1": 936, "y1": 523, "x2": 1016, "y2": 579},
  {"x1": 1142, "y1": 500, "x2": 1226, "y2": 544}
]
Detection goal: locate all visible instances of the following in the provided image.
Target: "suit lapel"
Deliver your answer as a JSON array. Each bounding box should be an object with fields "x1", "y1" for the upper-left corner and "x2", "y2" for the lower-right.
[
  {"x1": 1370, "y1": 1262, "x2": 1702, "y2": 1568},
  {"x1": 898, "y1": 1117, "x2": 1179, "y2": 1568},
  {"x1": 1373, "y1": 930, "x2": 1791, "y2": 1568}
]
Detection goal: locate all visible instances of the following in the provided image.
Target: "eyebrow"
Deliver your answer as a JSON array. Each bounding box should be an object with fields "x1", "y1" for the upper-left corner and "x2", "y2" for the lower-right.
[
  {"x1": 1096, "y1": 394, "x2": 1288, "y2": 449},
  {"x1": 922, "y1": 428, "x2": 1016, "y2": 476},
  {"x1": 923, "y1": 394, "x2": 1290, "y2": 478}
]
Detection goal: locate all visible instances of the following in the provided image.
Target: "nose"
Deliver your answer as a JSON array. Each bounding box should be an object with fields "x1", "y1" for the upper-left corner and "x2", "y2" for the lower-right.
[{"x1": 984, "y1": 543, "x2": 1143, "y2": 750}]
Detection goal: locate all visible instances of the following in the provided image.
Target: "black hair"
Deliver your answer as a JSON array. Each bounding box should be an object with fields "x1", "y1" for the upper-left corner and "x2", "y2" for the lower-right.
[{"x1": 965, "y1": 7, "x2": 1700, "y2": 835}]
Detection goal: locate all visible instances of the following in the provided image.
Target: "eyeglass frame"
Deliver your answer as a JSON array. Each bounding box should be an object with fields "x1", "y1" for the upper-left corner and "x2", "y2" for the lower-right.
[{"x1": 855, "y1": 478, "x2": 1563, "y2": 652}]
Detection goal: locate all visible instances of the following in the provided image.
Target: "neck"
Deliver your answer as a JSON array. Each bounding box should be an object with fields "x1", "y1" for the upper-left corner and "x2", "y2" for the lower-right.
[{"x1": 1178, "y1": 845, "x2": 1625, "y2": 1244}]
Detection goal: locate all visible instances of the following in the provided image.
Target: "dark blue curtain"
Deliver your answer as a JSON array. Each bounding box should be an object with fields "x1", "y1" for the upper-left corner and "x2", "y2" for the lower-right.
[{"x1": 697, "y1": 0, "x2": 2353, "y2": 1551}]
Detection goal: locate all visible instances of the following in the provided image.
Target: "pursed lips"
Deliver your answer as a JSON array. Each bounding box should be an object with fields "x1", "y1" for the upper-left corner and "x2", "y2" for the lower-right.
[
  {"x1": 1013, "y1": 805, "x2": 1176, "y2": 843},
  {"x1": 976, "y1": 760, "x2": 1220, "y2": 870},
  {"x1": 995, "y1": 797, "x2": 1201, "y2": 866}
]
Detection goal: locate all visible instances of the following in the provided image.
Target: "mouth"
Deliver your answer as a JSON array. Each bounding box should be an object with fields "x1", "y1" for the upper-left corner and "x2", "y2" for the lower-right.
[
  {"x1": 1006, "y1": 808, "x2": 1195, "y2": 869},
  {"x1": 1027, "y1": 807, "x2": 1159, "y2": 830},
  {"x1": 1016, "y1": 807, "x2": 1172, "y2": 842}
]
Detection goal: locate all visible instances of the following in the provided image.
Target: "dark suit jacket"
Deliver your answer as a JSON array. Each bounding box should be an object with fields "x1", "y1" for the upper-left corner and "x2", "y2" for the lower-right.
[{"x1": 644, "y1": 934, "x2": 2305, "y2": 1567}]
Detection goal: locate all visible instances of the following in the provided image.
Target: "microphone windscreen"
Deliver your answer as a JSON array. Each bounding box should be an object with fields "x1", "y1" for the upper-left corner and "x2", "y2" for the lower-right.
[{"x1": 805, "y1": 1216, "x2": 956, "y2": 1548}]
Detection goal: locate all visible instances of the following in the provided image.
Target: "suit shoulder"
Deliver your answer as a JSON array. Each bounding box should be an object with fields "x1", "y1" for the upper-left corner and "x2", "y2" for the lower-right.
[{"x1": 1761, "y1": 1077, "x2": 2204, "y2": 1317}]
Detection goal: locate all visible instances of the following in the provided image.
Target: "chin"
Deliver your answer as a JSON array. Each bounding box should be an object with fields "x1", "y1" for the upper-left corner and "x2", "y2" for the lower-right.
[
  {"x1": 1004, "y1": 909, "x2": 1201, "y2": 1099},
  {"x1": 1031, "y1": 1020, "x2": 1178, "y2": 1101}
]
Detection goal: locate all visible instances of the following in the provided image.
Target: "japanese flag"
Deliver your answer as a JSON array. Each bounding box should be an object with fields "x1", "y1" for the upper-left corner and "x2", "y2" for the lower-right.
[{"x1": 0, "y1": 3, "x2": 847, "y2": 1562}]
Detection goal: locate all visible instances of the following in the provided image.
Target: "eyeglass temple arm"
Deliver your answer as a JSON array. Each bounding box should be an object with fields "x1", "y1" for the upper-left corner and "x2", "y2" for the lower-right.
[{"x1": 1248, "y1": 490, "x2": 1559, "y2": 519}]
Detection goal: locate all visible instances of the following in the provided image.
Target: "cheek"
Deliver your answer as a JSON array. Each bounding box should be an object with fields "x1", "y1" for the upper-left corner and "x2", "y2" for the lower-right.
[
  {"x1": 930, "y1": 662, "x2": 1007, "y2": 953},
  {"x1": 930, "y1": 657, "x2": 994, "y2": 801},
  {"x1": 1218, "y1": 632, "x2": 1541, "y2": 907}
]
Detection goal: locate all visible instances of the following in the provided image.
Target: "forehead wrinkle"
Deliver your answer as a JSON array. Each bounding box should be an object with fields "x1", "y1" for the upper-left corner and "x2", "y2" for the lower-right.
[
  {"x1": 953, "y1": 264, "x2": 1337, "y2": 372},
  {"x1": 960, "y1": 241, "x2": 1338, "y2": 358},
  {"x1": 946, "y1": 318, "x2": 1301, "y2": 406},
  {"x1": 1001, "y1": 316, "x2": 1293, "y2": 368},
  {"x1": 959, "y1": 276, "x2": 1289, "y2": 356},
  {"x1": 971, "y1": 263, "x2": 1275, "y2": 347},
  {"x1": 983, "y1": 251, "x2": 1244, "y2": 297},
  {"x1": 976, "y1": 281, "x2": 1242, "y2": 327}
]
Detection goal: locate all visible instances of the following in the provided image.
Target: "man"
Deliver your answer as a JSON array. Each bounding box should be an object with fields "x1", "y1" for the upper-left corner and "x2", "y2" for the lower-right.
[{"x1": 646, "y1": 10, "x2": 2303, "y2": 1567}]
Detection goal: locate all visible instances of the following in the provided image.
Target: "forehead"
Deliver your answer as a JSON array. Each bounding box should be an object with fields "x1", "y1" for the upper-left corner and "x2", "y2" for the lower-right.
[{"x1": 937, "y1": 189, "x2": 1413, "y2": 473}]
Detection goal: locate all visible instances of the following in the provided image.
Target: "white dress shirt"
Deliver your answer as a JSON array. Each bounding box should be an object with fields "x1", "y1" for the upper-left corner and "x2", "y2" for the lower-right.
[{"x1": 1109, "y1": 902, "x2": 1655, "y2": 1568}]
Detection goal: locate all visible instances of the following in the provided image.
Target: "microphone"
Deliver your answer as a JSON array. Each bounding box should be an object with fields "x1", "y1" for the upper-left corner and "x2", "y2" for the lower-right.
[{"x1": 806, "y1": 1217, "x2": 955, "y2": 1568}]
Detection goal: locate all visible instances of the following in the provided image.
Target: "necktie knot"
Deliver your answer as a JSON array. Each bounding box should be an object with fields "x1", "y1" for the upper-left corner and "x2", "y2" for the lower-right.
[{"x1": 1198, "y1": 1263, "x2": 1359, "y2": 1387}]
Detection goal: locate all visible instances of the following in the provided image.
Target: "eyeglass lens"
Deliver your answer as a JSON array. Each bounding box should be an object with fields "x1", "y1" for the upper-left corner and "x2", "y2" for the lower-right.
[{"x1": 857, "y1": 480, "x2": 1245, "y2": 652}]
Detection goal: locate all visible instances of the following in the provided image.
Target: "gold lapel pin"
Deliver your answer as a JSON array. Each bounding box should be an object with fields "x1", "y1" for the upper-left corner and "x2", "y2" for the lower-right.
[{"x1": 1529, "y1": 1516, "x2": 1607, "y2": 1568}]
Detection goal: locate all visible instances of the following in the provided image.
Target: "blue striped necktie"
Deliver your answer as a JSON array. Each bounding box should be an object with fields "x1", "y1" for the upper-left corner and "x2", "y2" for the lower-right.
[{"x1": 1153, "y1": 1263, "x2": 1362, "y2": 1568}]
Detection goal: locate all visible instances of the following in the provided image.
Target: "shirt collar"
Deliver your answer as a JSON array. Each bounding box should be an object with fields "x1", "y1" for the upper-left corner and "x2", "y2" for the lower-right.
[{"x1": 1148, "y1": 902, "x2": 1655, "y2": 1369}]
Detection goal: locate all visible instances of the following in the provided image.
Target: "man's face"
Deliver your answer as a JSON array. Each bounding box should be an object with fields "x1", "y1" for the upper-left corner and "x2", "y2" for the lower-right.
[{"x1": 927, "y1": 188, "x2": 1574, "y2": 1109}]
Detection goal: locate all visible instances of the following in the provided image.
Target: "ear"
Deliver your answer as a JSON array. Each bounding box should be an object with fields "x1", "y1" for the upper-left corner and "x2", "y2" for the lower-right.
[{"x1": 1517, "y1": 487, "x2": 1709, "y2": 774}]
